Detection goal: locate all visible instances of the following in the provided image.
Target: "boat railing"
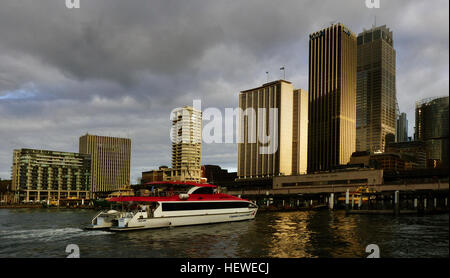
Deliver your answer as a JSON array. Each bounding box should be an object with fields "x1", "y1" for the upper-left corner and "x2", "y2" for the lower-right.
[{"x1": 91, "y1": 210, "x2": 106, "y2": 225}]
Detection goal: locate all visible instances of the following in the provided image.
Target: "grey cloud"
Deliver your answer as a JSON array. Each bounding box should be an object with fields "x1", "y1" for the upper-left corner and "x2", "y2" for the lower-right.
[{"x1": 0, "y1": 0, "x2": 448, "y2": 182}]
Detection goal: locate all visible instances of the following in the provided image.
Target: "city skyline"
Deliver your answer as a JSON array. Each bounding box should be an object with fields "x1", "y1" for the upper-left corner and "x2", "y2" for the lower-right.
[{"x1": 0, "y1": 0, "x2": 448, "y2": 183}]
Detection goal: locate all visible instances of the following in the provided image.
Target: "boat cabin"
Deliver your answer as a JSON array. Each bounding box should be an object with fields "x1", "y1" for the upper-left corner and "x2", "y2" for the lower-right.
[{"x1": 140, "y1": 181, "x2": 217, "y2": 197}]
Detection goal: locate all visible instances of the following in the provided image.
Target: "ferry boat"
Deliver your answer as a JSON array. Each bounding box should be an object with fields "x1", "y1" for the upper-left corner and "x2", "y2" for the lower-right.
[{"x1": 88, "y1": 181, "x2": 258, "y2": 231}]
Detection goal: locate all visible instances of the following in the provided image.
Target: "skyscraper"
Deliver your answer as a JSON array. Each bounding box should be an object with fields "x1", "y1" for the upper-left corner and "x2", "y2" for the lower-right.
[
  {"x1": 356, "y1": 25, "x2": 397, "y2": 153},
  {"x1": 237, "y1": 80, "x2": 308, "y2": 180},
  {"x1": 415, "y1": 96, "x2": 449, "y2": 168},
  {"x1": 170, "y1": 106, "x2": 202, "y2": 182},
  {"x1": 396, "y1": 112, "x2": 408, "y2": 142},
  {"x1": 79, "y1": 134, "x2": 131, "y2": 196},
  {"x1": 307, "y1": 23, "x2": 357, "y2": 173}
]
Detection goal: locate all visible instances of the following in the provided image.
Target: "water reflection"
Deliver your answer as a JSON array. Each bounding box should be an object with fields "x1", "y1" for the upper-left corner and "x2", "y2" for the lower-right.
[
  {"x1": 0, "y1": 209, "x2": 447, "y2": 258},
  {"x1": 267, "y1": 212, "x2": 314, "y2": 257}
]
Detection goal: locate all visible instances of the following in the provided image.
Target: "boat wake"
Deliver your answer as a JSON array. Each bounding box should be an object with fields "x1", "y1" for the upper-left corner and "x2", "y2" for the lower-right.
[{"x1": 0, "y1": 227, "x2": 112, "y2": 242}]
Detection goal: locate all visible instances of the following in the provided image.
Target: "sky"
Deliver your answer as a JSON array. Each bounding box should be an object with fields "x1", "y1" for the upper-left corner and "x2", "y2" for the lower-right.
[{"x1": 0, "y1": 0, "x2": 448, "y2": 183}]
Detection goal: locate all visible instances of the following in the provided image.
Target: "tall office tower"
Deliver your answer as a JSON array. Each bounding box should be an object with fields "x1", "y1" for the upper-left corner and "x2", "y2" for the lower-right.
[
  {"x1": 237, "y1": 80, "x2": 308, "y2": 180},
  {"x1": 292, "y1": 89, "x2": 309, "y2": 175},
  {"x1": 396, "y1": 112, "x2": 408, "y2": 142},
  {"x1": 356, "y1": 25, "x2": 397, "y2": 153},
  {"x1": 415, "y1": 96, "x2": 449, "y2": 168},
  {"x1": 308, "y1": 23, "x2": 357, "y2": 173},
  {"x1": 171, "y1": 106, "x2": 202, "y2": 182},
  {"x1": 11, "y1": 149, "x2": 91, "y2": 202},
  {"x1": 79, "y1": 134, "x2": 131, "y2": 196}
]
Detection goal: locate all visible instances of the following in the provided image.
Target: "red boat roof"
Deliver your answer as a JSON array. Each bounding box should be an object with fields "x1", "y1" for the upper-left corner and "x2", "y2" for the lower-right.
[
  {"x1": 144, "y1": 181, "x2": 217, "y2": 188},
  {"x1": 108, "y1": 193, "x2": 246, "y2": 203}
]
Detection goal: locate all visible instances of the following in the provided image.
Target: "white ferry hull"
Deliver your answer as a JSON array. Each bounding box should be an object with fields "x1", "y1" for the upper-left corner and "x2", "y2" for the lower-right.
[{"x1": 110, "y1": 209, "x2": 257, "y2": 231}]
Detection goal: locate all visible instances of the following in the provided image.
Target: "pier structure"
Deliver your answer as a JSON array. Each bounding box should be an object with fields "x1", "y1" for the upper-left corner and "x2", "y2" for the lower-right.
[{"x1": 223, "y1": 168, "x2": 449, "y2": 214}]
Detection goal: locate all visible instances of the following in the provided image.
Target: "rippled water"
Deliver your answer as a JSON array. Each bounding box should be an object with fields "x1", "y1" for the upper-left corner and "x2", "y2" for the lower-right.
[{"x1": 0, "y1": 208, "x2": 448, "y2": 258}]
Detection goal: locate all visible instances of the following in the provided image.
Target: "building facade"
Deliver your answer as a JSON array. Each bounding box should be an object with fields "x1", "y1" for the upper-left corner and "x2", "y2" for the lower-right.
[
  {"x1": 356, "y1": 25, "x2": 397, "y2": 153},
  {"x1": 11, "y1": 149, "x2": 91, "y2": 202},
  {"x1": 237, "y1": 80, "x2": 308, "y2": 180},
  {"x1": 201, "y1": 165, "x2": 237, "y2": 187},
  {"x1": 396, "y1": 112, "x2": 408, "y2": 143},
  {"x1": 141, "y1": 166, "x2": 172, "y2": 184},
  {"x1": 170, "y1": 106, "x2": 202, "y2": 182},
  {"x1": 415, "y1": 96, "x2": 449, "y2": 168},
  {"x1": 308, "y1": 23, "x2": 357, "y2": 173},
  {"x1": 292, "y1": 89, "x2": 309, "y2": 175},
  {"x1": 79, "y1": 134, "x2": 131, "y2": 196},
  {"x1": 0, "y1": 179, "x2": 13, "y2": 204},
  {"x1": 273, "y1": 169, "x2": 383, "y2": 189},
  {"x1": 386, "y1": 141, "x2": 427, "y2": 169}
]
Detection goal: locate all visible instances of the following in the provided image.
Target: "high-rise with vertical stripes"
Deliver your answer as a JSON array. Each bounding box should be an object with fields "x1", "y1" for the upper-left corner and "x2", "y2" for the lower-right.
[
  {"x1": 237, "y1": 80, "x2": 308, "y2": 181},
  {"x1": 79, "y1": 134, "x2": 131, "y2": 196},
  {"x1": 307, "y1": 23, "x2": 357, "y2": 173}
]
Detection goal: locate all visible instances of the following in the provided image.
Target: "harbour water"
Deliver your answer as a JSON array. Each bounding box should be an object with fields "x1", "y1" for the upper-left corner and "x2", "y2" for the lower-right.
[{"x1": 0, "y1": 208, "x2": 448, "y2": 258}]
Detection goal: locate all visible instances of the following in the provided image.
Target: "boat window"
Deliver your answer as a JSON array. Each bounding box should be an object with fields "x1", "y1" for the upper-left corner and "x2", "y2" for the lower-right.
[
  {"x1": 191, "y1": 187, "x2": 214, "y2": 195},
  {"x1": 162, "y1": 201, "x2": 250, "y2": 211}
]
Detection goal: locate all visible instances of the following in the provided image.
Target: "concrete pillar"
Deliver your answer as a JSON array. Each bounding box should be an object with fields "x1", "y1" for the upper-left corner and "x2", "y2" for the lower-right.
[
  {"x1": 434, "y1": 198, "x2": 437, "y2": 209},
  {"x1": 329, "y1": 193, "x2": 334, "y2": 210},
  {"x1": 81, "y1": 199, "x2": 84, "y2": 205},
  {"x1": 351, "y1": 194, "x2": 355, "y2": 209},
  {"x1": 310, "y1": 199, "x2": 313, "y2": 207},
  {"x1": 424, "y1": 198, "x2": 427, "y2": 209},
  {"x1": 345, "y1": 189, "x2": 350, "y2": 209},
  {"x1": 394, "y1": 191, "x2": 400, "y2": 215},
  {"x1": 358, "y1": 195, "x2": 362, "y2": 209},
  {"x1": 414, "y1": 198, "x2": 418, "y2": 209},
  {"x1": 445, "y1": 197, "x2": 448, "y2": 207}
]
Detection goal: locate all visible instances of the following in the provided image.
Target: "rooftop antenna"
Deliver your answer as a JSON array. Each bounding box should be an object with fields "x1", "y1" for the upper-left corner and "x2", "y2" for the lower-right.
[
  {"x1": 280, "y1": 66, "x2": 285, "y2": 80},
  {"x1": 266, "y1": 71, "x2": 269, "y2": 83}
]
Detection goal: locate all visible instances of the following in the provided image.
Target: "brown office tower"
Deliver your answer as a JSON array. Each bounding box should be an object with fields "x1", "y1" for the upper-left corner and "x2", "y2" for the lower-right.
[
  {"x1": 79, "y1": 134, "x2": 131, "y2": 196},
  {"x1": 237, "y1": 80, "x2": 308, "y2": 181},
  {"x1": 307, "y1": 23, "x2": 357, "y2": 173},
  {"x1": 356, "y1": 25, "x2": 397, "y2": 153}
]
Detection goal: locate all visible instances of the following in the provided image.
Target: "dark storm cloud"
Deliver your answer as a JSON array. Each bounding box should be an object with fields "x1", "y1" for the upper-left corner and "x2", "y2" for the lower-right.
[{"x1": 0, "y1": 0, "x2": 448, "y2": 181}]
